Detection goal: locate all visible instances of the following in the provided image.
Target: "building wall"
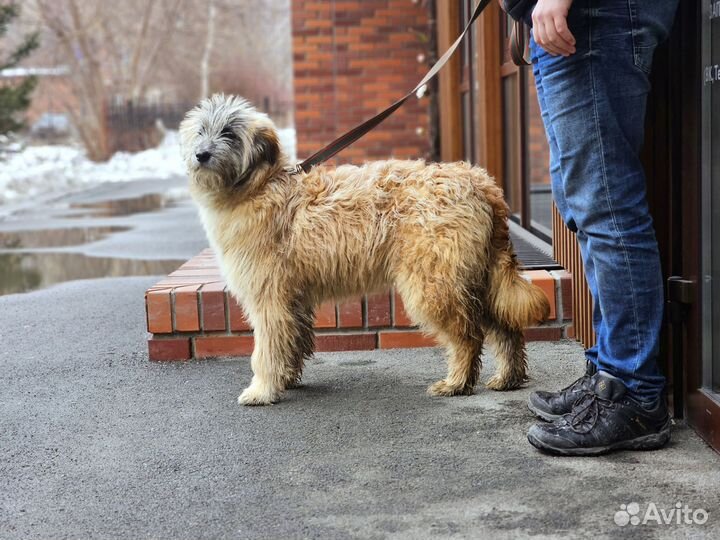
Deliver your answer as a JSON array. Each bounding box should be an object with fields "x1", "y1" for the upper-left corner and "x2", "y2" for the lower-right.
[{"x1": 291, "y1": 0, "x2": 432, "y2": 164}]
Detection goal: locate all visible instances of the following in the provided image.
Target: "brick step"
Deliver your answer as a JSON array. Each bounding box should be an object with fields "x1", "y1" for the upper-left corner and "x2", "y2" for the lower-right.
[{"x1": 145, "y1": 249, "x2": 573, "y2": 361}]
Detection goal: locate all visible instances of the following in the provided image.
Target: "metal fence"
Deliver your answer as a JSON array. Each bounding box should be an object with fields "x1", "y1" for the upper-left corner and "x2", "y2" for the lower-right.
[
  {"x1": 105, "y1": 101, "x2": 193, "y2": 153},
  {"x1": 104, "y1": 98, "x2": 293, "y2": 153}
]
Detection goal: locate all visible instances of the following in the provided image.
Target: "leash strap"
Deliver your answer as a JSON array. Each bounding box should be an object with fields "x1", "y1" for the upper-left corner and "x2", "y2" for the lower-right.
[
  {"x1": 510, "y1": 20, "x2": 530, "y2": 66},
  {"x1": 287, "y1": 0, "x2": 492, "y2": 175}
]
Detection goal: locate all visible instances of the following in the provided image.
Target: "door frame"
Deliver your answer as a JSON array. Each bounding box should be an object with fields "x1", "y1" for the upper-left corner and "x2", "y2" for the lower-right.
[
  {"x1": 688, "y1": 0, "x2": 720, "y2": 451},
  {"x1": 646, "y1": 0, "x2": 720, "y2": 451}
]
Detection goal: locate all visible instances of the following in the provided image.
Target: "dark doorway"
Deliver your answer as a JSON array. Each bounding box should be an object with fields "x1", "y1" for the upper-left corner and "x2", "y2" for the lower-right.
[{"x1": 644, "y1": 0, "x2": 720, "y2": 452}]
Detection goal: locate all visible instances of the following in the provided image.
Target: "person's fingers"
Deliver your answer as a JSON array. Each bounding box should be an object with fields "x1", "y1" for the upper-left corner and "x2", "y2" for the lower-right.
[
  {"x1": 543, "y1": 21, "x2": 571, "y2": 56},
  {"x1": 553, "y1": 15, "x2": 576, "y2": 54},
  {"x1": 533, "y1": 17, "x2": 550, "y2": 53},
  {"x1": 532, "y1": 12, "x2": 554, "y2": 55},
  {"x1": 534, "y1": 19, "x2": 563, "y2": 56}
]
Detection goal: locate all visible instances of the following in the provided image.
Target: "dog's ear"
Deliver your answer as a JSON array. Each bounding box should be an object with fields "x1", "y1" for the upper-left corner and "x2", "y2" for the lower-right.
[{"x1": 253, "y1": 127, "x2": 280, "y2": 166}]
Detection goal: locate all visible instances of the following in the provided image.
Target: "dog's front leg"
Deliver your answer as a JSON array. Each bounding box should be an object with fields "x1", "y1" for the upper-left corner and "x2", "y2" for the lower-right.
[{"x1": 238, "y1": 301, "x2": 305, "y2": 406}]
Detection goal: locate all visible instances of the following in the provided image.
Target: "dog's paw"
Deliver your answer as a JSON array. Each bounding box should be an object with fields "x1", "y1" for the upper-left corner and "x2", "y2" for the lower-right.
[
  {"x1": 427, "y1": 379, "x2": 474, "y2": 397},
  {"x1": 485, "y1": 374, "x2": 525, "y2": 391},
  {"x1": 238, "y1": 384, "x2": 280, "y2": 406},
  {"x1": 282, "y1": 374, "x2": 303, "y2": 390}
]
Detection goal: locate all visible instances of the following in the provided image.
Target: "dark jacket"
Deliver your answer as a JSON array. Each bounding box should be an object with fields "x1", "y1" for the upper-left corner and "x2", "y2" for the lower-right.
[{"x1": 502, "y1": 0, "x2": 536, "y2": 22}]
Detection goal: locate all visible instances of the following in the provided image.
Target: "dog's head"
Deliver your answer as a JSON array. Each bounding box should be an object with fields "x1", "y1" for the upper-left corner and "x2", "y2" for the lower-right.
[{"x1": 179, "y1": 94, "x2": 281, "y2": 194}]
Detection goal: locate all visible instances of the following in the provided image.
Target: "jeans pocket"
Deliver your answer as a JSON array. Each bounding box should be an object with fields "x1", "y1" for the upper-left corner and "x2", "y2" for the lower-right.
[
  {"x1": 627, "y1": 0, "x2": 654, "y2": 74},
  {"x1": 627, "y1": 0, "x2": 678, "y2": 74}
]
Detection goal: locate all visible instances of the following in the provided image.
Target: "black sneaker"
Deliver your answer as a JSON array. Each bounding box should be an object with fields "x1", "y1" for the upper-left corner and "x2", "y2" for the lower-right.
[
  {"x1": 527, "y1": 371, "x2": 671, "y2": 456},
  {"x1": 528, "y1": 361, "x2": 597, "y2": 421}
]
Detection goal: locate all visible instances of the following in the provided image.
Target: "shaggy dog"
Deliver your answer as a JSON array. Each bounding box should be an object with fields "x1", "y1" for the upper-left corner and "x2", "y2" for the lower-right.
[{"x1": 179, "y1": 95, "x2": 550, "y2": 406}]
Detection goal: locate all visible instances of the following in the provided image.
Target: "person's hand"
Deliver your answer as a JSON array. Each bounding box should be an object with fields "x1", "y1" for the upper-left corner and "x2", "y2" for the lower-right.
[{"x1": 532, "y1": 0, "x2": 576, "y2": 57}]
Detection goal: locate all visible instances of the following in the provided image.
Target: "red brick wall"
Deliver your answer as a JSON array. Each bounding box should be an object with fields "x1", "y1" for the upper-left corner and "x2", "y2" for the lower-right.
[{"x1": 292, "y1": 0, "x2": 432, "y2": 164}]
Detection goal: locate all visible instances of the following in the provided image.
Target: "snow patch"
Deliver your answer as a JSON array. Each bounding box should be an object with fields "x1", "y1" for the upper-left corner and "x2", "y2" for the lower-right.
[
  {"x1": 278, "y1": 127, "x2": 297, "y2": 165},
  {"x1": 0, "y1": 128, "x2": 297, "y2": 205}
]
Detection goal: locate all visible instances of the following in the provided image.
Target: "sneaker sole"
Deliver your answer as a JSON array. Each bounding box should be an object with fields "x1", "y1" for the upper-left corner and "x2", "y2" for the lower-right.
[
  {"x1": 527, "y1": 425, "x2": 672, "y2": 457},
  {"x1": 527, "y1": 401, "x2": 563, "y2": 423}
]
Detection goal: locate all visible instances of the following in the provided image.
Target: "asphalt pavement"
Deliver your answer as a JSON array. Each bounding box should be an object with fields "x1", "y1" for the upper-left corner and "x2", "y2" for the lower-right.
[{"x1": 1, "y1": 178, "x2": 719, "y2": 539}]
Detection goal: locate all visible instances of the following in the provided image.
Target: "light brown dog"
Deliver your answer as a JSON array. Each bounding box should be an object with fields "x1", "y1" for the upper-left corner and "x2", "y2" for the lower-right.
[{"x1": 179, "y1": 95, "x2": 550, "y2": 405}]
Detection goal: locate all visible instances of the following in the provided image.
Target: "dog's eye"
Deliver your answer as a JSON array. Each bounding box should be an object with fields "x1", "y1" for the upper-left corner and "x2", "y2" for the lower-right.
[{"x1": 221, "y1": 127, "x2": 237, "y2": 141}]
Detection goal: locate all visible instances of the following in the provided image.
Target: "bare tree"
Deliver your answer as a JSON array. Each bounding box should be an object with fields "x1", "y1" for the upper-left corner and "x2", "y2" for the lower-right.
[
  {"x1": 26, "y1": 0, "x2": 292, "y2": 159},
  {"x1": 199, "y1": 0, "x2": 216, "y2": 100},
  {"x1": 32, "y1": 0, "x2": 185, "y2": 160}
]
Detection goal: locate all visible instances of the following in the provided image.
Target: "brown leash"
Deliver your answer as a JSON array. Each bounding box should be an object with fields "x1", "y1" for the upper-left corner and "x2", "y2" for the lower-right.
[
  {"x1": 510, "y1": 20, "x2": 531, "y2": 66},
  {"x1": 285, "y1": 0, "x2": 492, "y2": 176}
]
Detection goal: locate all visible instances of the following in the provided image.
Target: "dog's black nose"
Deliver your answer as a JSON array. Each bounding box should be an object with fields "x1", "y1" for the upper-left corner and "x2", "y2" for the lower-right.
[{"x1": 196, "y1": 151, "x2": 212, "y2": 163}]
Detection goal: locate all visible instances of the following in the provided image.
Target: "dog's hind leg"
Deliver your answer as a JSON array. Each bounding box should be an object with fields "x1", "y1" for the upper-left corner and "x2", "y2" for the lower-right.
[
  {"x1": 427, "y1": 330, "x2": 484, "y2": 396},
  {"x1": 397, "y1": 283, "x2": 484, "y2": 396},
  {"x1": 485, "y1": 323, "x2": 528, "y2": 391},
  {"x1": 238, "y1": 297, "x2": 313, "y2": 405}
]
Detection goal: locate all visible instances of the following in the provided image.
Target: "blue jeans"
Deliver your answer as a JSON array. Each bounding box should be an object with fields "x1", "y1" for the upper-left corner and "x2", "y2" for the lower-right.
[{"x1": 529, "y1": 0, "x2": 678, "y2": 401}]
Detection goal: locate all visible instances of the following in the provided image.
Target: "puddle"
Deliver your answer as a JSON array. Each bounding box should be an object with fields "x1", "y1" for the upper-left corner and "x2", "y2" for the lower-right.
[
  {"x1": 68, "y1": 193, "x2": 170, "y2": 217},
  {"x1": 0, "y1": 252, "x2": 184, "y2": 295},
  {"x1": 0, "y1": 226, "x2": 129, "y2": 249},
  {"x1": 0, "y1": 190, "x2": 192, "y2": 295},
  {"x1": 3, "y1": 193, "x2": 175, "y2": 221}
]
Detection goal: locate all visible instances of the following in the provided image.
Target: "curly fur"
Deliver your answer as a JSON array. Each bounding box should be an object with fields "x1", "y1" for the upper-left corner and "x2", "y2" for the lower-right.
[{"x1": 180, "y1": 94, "x2": 550, "y2": 405}]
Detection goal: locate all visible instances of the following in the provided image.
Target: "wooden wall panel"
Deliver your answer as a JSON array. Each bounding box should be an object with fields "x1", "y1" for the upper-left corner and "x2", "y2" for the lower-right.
[
  {"x1": 474, "y1": 3, "x2": 504, "y2": 181},
  {"x1": 553, "y1": 205, "x2": 595, "y2": 349},
  {"x1": 436, "y1": 0, "x2": 463, "y2": 162}
]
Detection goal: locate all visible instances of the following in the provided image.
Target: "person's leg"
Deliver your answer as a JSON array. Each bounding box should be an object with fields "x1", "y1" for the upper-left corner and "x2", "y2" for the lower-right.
[
  {"x1": 526, "y1": 49, "x2": 600, "y2": 422},
  {"x1": 526, "y1": 0, "x2": 679, "y2": 454},
  {"x1": 531, "y1": 49, "x2": 602, "y2": 370},
  {"x1": 532, "y1": 0, "x2": 677, "y2": 402}
]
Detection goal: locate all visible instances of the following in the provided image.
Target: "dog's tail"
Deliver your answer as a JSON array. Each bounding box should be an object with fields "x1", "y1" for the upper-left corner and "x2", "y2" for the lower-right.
[
  {"x1": 485, "y1": 185, "x2": 551, "y2": 330},
  {"x1": 489, "y1": 260, "x2": 551, "y2": 329}
]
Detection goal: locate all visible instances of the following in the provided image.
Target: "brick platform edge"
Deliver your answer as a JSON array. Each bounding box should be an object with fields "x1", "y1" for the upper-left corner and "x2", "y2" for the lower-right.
[{"x1": 145, "y1": 249, "x2": 573, "y2": 361}]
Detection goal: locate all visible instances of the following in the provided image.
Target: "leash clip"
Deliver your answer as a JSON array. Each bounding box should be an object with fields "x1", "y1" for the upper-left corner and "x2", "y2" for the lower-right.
[{"x1": 285, "y1": 163, "x2": 306, "y2": 175}]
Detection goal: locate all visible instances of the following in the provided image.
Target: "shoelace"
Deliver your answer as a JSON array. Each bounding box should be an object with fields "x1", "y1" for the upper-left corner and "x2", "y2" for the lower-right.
[
  {"x1": 559, "y1": 374, "x2": 590, "y2": 394},
  {"x1": 565, "y1": 392, "x2": 616, "y2": 434}
]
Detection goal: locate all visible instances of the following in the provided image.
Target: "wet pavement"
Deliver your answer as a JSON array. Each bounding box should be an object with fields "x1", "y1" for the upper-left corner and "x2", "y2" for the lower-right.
[
  {"x1": 1, "y1": 175, "x2": 719, "y2": 539},
  {"x1": 0, "y1": 176, "x2": 203, "y2": 295},
  {"x1": 67, "y1": 192, "x2": 170, "y2": 218},
  {"x1": 0, "y1": 252, "x2": 186, "y2": 295},
  {"x1": 0, "y1": 226, "x2": 130, "y2": 249},
  {"x1": 1, "y1": 278, "x2": 719, "y2": 539}
]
